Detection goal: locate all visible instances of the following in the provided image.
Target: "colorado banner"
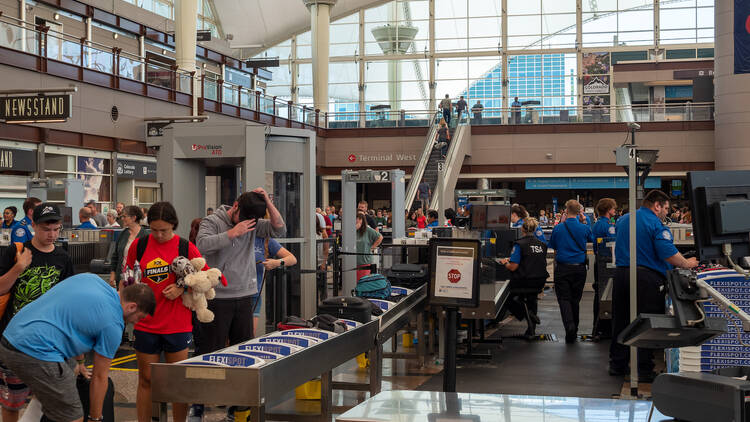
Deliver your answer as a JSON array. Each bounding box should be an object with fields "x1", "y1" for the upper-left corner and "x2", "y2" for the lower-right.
[{"x1": 736, "y1": 0, "x2": 750, "y2": 74}]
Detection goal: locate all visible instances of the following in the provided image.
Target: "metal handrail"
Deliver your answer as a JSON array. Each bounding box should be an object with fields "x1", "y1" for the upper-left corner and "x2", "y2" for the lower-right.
[{"x1": 404, "y1": 113, "x2": 440, "y2": 212}]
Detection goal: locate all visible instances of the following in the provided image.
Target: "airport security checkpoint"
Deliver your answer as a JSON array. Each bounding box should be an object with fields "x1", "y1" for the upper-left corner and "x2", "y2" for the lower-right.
[{"x1": 17, "y1": 152, "x2": 750, "y2": 422}]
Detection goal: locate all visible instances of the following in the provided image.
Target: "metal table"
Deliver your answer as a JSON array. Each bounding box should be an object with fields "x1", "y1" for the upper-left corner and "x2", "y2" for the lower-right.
[
  {"x1": 151, "y1": 287, "x2": 429, "y2": 422},
  {"x1": 336, "y1": 390, "x2": 670, "y2": 422},
  {"x1": 333, "y1": 285, "x2": 429, "y2": 397}
]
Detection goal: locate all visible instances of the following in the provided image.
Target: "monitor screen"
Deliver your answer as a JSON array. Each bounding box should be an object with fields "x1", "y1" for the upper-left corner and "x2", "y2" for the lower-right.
[
  {"x1": 470, "y1": 205, "x2": 487, "y2": 230},
  {"x1": 687, "y1": 171, "x2": 750, "y2": 264},
  {"x1": 486, "y1": 205, "x2": 511, "y2": 229}
]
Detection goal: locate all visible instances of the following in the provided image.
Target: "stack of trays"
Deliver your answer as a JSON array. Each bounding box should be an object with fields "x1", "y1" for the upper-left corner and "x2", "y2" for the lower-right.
[
  {"x1": 179, "y1": 322, "x2": 353, "y2": 368},
  {"x1": 676, "y1": 269, "x2": 750, "y2": 372}
]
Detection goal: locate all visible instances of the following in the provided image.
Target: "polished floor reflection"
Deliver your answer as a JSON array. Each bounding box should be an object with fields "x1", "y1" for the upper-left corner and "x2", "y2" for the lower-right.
[{"x1": 337, "y1": 391, "x2": 668, "y2": 422}]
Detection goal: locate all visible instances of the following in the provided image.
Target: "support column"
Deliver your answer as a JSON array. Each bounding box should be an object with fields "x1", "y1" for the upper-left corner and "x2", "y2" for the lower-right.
[
  {"x1": 175, "y1": 0, "x2": 198, "y2": 92},
  {"x1": 358, "y1": 10, "x2": 366, "y2": 127},
  {"x1": 714, "y1": 0, "x2": 750, "y2": 169},
  {"x1": 85, "y1": 17, "x2": 92, "y2": 69},
  {"x1": 428, "y1": 0, "x2": 436, "y2": 113},
  {"x1": 576, "y1": 0, "x2": 583, "y2": 122},
  {"x1": 19, "y1": 0, "x2": 26, "y2": 52},
  {"x1": 304, "y1": 0, "x2": 337, "y2": 113},
  {"x1": 501, "y1": 0, "x2": 508, "y2": 123},
  {"x1": 291, "y1": 36, "x2": 299, "y2": 104},
  {"x1": 321, "y1": 179, "x2": 330, "y2": 209},
  {"x1": 139, "y1": 35, "x2": 146, "y2": 82}
]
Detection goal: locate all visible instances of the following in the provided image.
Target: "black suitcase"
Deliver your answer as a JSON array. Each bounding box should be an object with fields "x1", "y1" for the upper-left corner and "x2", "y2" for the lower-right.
[
  {"x1": 384, "y1": 263, "x2": 428, "y2": 288},
  {"x1": 318, "y1": 296, "x2": 372, "y2": 323},
  {"x1": 76, "y1": 376, "x2": 115, "y2": 422}
]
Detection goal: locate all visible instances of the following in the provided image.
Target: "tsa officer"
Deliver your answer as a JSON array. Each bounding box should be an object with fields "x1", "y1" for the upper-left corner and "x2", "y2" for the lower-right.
[
  {"x1": 11, "y1": 197, "x2": 41, "y2": 243},
  {"x1": 547, "y1": 199, "x2": 593, "y2": 343},
  {"x1": 499, "y1": 217, "x2": 549, "y2": 337},
  {"x1": 511, "y1": 205, "x2": 547, "y2": 244},
  {"x1": 592, "y1": 198, "x2": 617, "y2": 337},
  {"x1": 609, "y1": 190, "x2": 697, "y2": 382}
]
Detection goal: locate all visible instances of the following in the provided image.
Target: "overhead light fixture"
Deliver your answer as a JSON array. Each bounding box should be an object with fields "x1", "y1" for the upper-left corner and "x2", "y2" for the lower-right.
[
  {"x1": 53, "y1": 13, "x2": 60, "y2": 20},
  {"x1": 161, "y1": 49, "x2": 167, "y2": 55},
  {"x1": 113, "y1": 33, "x2": 118, "y2": 40}
]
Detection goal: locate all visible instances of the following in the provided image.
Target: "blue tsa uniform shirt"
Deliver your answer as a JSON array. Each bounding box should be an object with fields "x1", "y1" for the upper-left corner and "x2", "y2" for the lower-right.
[
  {"x1": 615, "y1": 207, "x2": 679, "y2": 276},
  {"x1": 548, "y1": 218, "x2": 593, "y2": 264},
  {"x1": 513, "y1": 219, "x2": 547, "y2": 244},
  {"x1": 592, "y1": 217, "x2": 616, "y2": 256},
  {"x1": 10, "y1": 216, "x2": 33, "y2": 243}
]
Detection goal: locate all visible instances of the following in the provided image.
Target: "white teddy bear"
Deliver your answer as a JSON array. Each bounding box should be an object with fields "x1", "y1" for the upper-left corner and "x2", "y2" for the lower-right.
[{"x1": 171, "y1": 256, "x2": 223, "y2": 323}]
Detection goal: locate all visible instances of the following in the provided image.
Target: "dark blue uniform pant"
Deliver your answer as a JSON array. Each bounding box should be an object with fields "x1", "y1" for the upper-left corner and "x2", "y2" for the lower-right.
[
  {"x1": 609, "y1": 266, "x2": 666, "y2": 375},
  {"x1": 442, "y1": 109, "x2": 451, "y2": 125},
  {"x1": 507, "y1": 277, "x2": 547, "y2": 319},
  {"x1": 554, "y1": 263, "x2": 587, "y2": 340}
]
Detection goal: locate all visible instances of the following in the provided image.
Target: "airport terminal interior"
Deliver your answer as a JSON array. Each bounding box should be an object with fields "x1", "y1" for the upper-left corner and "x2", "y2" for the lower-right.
[{"x1": 1, "y1": 0, "x2": 750, "y2": 421}]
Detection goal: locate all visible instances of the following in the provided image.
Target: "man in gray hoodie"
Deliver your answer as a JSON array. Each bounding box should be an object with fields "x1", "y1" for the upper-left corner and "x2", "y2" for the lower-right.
[{"x1": 194, "y1": 187, "x2": 285, "y2": 354}]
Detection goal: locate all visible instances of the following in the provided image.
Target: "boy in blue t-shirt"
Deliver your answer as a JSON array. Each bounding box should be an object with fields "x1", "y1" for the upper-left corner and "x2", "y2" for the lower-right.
[{"x1": 0, "y1": 275, "x2": 154, "y2": 422}]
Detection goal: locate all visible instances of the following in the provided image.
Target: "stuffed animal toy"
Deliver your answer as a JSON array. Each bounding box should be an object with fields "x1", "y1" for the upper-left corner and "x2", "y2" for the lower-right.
[{"x1": 171, "y1": 256, "x2": 223, "y2": 323}]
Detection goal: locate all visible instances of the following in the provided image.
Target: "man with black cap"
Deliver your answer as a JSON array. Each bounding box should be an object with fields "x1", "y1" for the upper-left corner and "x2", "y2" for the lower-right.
[{"x1": 0, "y1": 203, "x2": 74, "y2": 422}]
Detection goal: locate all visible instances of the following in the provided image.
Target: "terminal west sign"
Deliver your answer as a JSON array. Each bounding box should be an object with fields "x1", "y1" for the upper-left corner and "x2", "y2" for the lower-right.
[{"x1": 0, "y1": 94, "x2": 72, "y2": 123}]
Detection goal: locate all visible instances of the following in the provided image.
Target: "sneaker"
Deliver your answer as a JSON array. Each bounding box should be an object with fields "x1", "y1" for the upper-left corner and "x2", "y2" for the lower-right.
[{"x1": 188, "y1": 404, "x2": 204, "y2": 422}]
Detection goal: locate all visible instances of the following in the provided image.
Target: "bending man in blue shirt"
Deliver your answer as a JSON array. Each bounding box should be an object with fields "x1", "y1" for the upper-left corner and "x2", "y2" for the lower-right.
[
  {"x1": 609, "y1": 190, "x2": 697, "y2": 382},
  {"x1": 547, "y1": 199, "x2": 593, "y2": 344},
  {"x1": 0, "y1": 275, "x2": 155, "y2": 422}
]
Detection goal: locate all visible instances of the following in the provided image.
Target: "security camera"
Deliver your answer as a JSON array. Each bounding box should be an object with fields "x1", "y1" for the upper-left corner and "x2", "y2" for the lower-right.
[{"x1": 627, "y1": 122, "x2": 641, "y2": 130}]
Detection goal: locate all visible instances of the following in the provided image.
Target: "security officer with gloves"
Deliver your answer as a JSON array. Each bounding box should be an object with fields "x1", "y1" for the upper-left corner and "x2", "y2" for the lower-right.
[
  {"x1": 609, "y1": 189, "x2": 697, "y2": 382},
  {"x1": 499, "y1": 217, "x2": 549, "y2": 338},
  {"x1": 592, "y1": 198, "x2": 617, "y2": 338},
  {"x1": 548, "y1": 199, "x2": 593, "y2": 344}
]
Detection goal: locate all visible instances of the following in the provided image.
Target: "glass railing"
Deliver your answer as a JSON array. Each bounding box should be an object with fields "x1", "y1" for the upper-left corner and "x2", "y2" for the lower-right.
[
  {"x1": 323, "y1": 103, "x2": 715, "y2": 129},
  {"x1": 0, "y1": 15, "x2": 716, "y2": 131}
]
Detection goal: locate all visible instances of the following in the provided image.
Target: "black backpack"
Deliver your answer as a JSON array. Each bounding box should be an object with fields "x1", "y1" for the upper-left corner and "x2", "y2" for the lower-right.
[{"x1": 136, "y1": 235, "x2": 190, "y2": 262}]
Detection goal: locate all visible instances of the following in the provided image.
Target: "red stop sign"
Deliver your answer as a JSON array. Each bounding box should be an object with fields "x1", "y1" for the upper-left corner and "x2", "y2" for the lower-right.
[
  {"x1": 347, "y1": 154, "x2": 356, "y2": 162},
  {"x1": 447, "y1": 269, "x2": 461, "y2": 284}
]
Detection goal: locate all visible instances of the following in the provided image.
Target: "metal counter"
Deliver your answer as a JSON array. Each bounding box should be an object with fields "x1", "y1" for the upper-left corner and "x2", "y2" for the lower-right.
[{"x1": 151, "y1": 286, "x2": 429, "y2": 422}]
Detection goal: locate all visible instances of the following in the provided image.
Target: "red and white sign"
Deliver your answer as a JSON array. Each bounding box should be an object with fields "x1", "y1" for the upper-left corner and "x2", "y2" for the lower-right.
[
  {"x1": 434, "y1": 246, "x2": 475, "y2": 300},
  {"x1": 347, "y1": 154, "x2": 357, "y2": 162},
  {"x1": 447, "y1": 269, "x2": 461, "y2": 284}
]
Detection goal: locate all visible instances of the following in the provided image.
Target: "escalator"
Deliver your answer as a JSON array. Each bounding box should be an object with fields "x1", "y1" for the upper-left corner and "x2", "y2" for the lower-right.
[
  {"x1": 405, "y1": 116, "x2": 471, "y2": 213},
  {"x1": 404, "y1": 118, "x2": 439, "y2": 211},
  {"x1": 429, "y1": 122, "x2": 471, "y2": 212}
]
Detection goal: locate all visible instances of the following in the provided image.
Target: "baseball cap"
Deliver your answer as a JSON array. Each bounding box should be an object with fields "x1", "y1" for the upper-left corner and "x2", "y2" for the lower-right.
[{"x1": 33, "y1": 203, "x2": 62, "y2": 223}]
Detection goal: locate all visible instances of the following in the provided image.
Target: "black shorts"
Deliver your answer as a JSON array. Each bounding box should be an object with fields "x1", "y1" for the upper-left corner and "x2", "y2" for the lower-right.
[{"x1": 133, "y1": 330, "x2": 192, "y2": 355}]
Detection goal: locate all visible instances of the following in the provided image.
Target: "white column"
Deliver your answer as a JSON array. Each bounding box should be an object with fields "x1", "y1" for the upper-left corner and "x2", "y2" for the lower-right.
[
  {"x1": 304, "y1": 0, "x2": 337, "y2": 113},
  {"x1": 19, "y1": 0, "x2": 26, "y2": 52},
  {"x1": 428, "y1": 0, "x2": 436, "y2": 113},
  {"x1": 139, "y1": 35, "x2": 146, "y2": 82},
  {"x1": 501, "y1": 0, "x2": 508, "y2": 123},
  {"x1": 321, "y1": 179, "x2": 330, "y2": 209},
  {"x1": 85, "y1": 17, "x2": 92, "y2": 68},
  {"x1": 291, "y1": 36, "x2": 299, "y2": 104},
  {"x1": 175, "y1": 0, "x2": 198, "y2": 91},
  {"x1": 576, "y1": 0, "x2": 583, "y2": 122},
  {"x1": 714, "y1": 0, "x2": 750, "y2": 169},
  {"x1": 358, "y1": 10, "x2": 366, "y2": 127}
]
